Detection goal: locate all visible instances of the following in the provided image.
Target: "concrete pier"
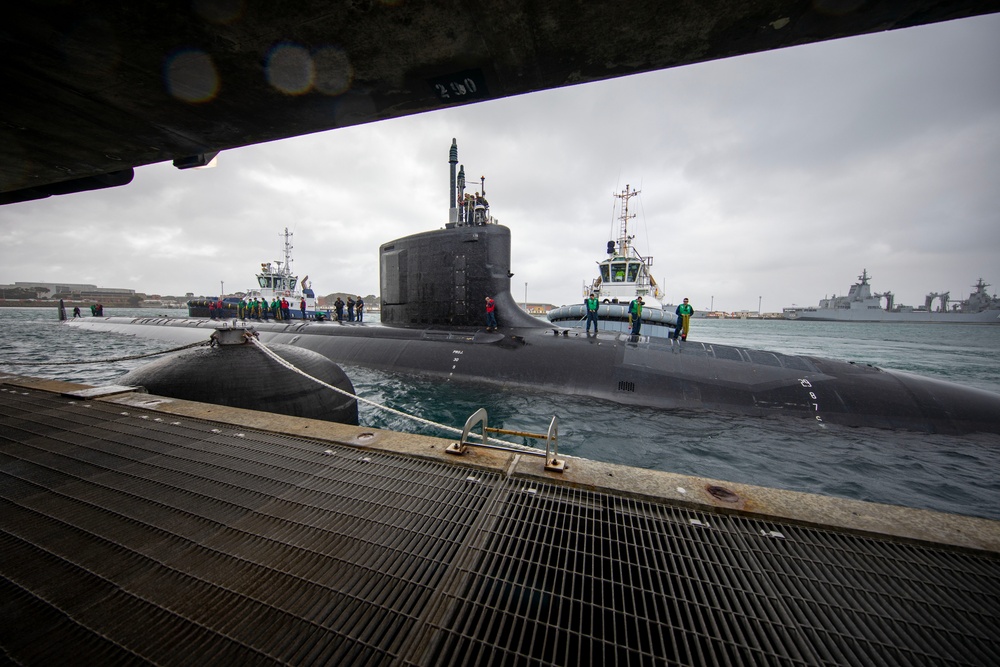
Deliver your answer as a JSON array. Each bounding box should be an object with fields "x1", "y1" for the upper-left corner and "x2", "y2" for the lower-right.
[{"x1": 2, "y1": 374, "x2": 999, "y2": 665}]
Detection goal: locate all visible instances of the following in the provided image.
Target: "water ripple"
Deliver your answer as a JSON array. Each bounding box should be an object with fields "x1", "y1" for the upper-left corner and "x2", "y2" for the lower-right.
[{"x1": 3, "y1": 307, "x2": 999, "y2": 521}]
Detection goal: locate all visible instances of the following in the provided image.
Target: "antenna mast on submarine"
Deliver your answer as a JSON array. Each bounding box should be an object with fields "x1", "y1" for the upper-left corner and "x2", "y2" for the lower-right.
[{"x1": 449, "y1": 138, "x2": 459, "y2": 224}]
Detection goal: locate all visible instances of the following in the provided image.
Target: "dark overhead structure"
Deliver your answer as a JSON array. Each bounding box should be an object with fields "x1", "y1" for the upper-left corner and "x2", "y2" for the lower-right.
[{"x1": 2, "y1": 1, "x2": 998, "y2": 205}]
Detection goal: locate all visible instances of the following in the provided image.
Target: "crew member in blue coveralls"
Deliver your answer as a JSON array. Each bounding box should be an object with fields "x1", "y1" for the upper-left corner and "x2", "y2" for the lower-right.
[{"x1": 628, "y1": 296, "x2": 643, "y2": 336}]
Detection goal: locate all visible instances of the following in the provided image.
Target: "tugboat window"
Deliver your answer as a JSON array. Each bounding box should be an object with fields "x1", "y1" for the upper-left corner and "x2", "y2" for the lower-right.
[
  {"x1": 600, "y1": 265, "x2": 611, "y2": 282},
  {"x1": 627, "y1": 263, "x2": 640, "y2": 282},
  {"x1": 612, "y1": 263, "x2": 626, "y2": 282}
]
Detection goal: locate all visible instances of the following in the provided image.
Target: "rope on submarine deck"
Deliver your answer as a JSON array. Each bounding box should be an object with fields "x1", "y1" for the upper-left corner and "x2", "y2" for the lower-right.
[
  {"x1": 248, "y1": 337, "x2": 544, "y2": 454},
  {"x1": 0, "y1": 340, "x2": 210, "y2": 365}
]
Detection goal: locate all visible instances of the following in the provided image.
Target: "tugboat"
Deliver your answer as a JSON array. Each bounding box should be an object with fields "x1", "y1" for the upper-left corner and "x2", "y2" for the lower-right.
[
  {"x1": 547, "y1": 185, "x2": 677, "y2": 336},
  {"x1": 187, "y1": 228, "x2": 322, "y2": 320}
]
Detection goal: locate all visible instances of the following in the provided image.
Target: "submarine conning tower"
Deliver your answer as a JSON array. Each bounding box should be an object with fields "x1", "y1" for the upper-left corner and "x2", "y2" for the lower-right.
[
  {"x1": 380, "y1": 223, "x2": 544, "y2": 329},
  {"x1": 379, "y1": 139, "x2": 546, "y2": 329}
]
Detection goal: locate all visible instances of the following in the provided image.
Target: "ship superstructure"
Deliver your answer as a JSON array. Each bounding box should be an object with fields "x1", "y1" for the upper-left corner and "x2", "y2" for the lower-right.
[
  {"x1": 548, "y1": 185, "x2": 677, "y2": 336},
  {"x1": 187, "y1": 227, "x2": 320, "y2": 319},
  {"x1": 589, "y1": 185, "x2": 664, "y2": 308},
  {"x1": 251, "y1": 227, "x2": 316, "y2": 308}
]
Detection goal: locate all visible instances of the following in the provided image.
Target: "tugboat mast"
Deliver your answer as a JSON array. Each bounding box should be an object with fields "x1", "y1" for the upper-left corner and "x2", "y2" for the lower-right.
[
  {"x1": 277, "y1": 227, "x2": 295, "y2": 292},
  {"x1": 281, "y1": 227, "x2": 294, "y2": 273},
  {"x1": 613, "y1": 185, "x2": 639, "y2": 257}
]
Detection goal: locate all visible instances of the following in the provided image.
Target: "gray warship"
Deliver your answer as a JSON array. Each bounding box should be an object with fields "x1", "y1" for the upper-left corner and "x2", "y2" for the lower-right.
[{"x1": 783, "y1": 269, "x2": 1000, "y2": 323}]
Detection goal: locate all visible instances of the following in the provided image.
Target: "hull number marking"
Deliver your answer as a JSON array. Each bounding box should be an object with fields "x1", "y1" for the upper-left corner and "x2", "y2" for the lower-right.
[{"x1": 799, "y1": 378, "x2": 824, "y2": 423}]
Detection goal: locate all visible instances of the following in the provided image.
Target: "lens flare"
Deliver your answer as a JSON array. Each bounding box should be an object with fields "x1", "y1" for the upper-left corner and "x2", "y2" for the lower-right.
[
  {"x1": 314, "y1": 46, "x2": 353, "y2": 96},
  {"x1": 265, "y1": 43, "x2": 315, "y2": 95},
  {"x1": 164, "y1": 49, "x2": 220, "y2": 103}
]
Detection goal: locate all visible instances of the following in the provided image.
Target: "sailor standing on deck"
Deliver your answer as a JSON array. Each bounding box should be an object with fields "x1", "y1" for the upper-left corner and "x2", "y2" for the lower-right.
[
  {"x1": 673, "y1": 298, "x2": 694, "y2": 341},
  {"x1": 356, "y1": 297, "x2": 365, "y2": 322},
  {"x1": 628, "y1": 296, "x2": 643, "y2": 336},
  {"x1": 585, "y1": 292, "x2": 600, "y2": 333},
  {"x1": 485, "y1": 296, "x2": 497, "y2": 332}
]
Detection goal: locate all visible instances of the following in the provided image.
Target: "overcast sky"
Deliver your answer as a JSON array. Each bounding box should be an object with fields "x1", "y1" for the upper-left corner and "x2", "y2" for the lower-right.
[{"x1": 2, "y1": 13, "x2": 998, "y2": 313}]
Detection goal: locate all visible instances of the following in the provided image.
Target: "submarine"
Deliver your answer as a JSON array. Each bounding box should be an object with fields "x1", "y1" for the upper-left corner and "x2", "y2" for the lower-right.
[{"x1": 67, "y1": 139, "x2": 1000, "y2": 436}]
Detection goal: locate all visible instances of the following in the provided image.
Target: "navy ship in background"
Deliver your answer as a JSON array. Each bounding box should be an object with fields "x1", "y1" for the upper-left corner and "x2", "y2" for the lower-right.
[
  {"x1": 783, "y1": 269, "x2": 1000, "y2": 323},
  {"x1": 66, "y1": 140, "x2": 1000, "y2": 435}
]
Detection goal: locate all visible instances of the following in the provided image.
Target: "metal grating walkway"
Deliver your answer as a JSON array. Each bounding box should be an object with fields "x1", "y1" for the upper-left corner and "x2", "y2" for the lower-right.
[
  {"x1": 1, "y1": 383, "x2": 999, "y2": 665},
  {"x1": 415, "y1": 486, "x2": 1000, "y2": 666}
]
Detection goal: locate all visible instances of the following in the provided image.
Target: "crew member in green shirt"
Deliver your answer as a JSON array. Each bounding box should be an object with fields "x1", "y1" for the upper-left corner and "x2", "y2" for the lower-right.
[
  {"x1": 584, "y1": 292, "x2": 600, "y2": 333},
  {"x1": 628, "y1": 296, "x2": 643, "y2": 336},
  {"x1": 673, "y1": 297, "x2": 694, "y2": 341}
]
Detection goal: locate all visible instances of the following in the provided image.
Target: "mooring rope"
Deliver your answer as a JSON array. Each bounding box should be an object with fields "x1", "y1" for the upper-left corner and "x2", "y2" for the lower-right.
[
  {"x1": 247, "y1": 336, "x2": 543, "y2": 453},
  {"x1": 0, "y1": 340, "x2": 211, "y2": 366}
]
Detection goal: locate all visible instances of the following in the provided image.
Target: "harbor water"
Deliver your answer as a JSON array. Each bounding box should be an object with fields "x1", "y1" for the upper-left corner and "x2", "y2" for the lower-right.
[{"x1": 2, "y1": 307, "x2": 999, "y2": 522}]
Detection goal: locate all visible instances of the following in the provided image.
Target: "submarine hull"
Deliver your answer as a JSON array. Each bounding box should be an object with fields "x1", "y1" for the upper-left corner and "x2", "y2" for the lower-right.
[
  {"x1": 64, "y1": 221, "x2": 1000, "y2": 435},
  {"x1": 67, "y1": 315, "x2": 1000, "y2": 435}
]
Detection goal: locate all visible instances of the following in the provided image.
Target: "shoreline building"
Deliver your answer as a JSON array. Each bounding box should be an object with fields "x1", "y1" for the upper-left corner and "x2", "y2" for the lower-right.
[{"x1": 0, "y1": 281, "x2": 138, "y2": 304}]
